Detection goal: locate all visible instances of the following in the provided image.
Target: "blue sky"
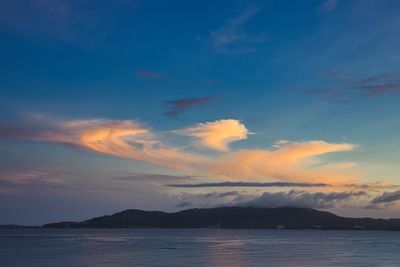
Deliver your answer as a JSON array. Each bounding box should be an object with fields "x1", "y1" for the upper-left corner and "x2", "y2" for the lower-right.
[{"x1": 1, "y1": 0, "x2": 400, "y2": 224}]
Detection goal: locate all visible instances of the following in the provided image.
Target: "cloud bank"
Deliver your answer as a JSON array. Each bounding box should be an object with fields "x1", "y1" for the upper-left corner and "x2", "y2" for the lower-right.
[
  {"x1": 174, "y1": 190, "x2": 366, "y2": 210},
  {"x1": 368, "y1": 190, "x2": 400, "y2": 208},
  {"x1": 245, "y1": 190, "x2": 366, "y2": 209}
]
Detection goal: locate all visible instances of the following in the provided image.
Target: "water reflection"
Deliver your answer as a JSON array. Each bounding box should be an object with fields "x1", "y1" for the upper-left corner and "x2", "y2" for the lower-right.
[{"x1": 1, "y1": 229, "x2": 400, "y2": 267}]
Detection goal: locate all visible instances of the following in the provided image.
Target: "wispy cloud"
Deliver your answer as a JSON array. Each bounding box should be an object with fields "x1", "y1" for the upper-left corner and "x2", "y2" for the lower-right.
[
  {"x1": 358, "y1": 74, "x2": 394, "y2": 84},
  {"x1": 206, "y1": 140, "x2": 356, "y2": 183},
  {"x1": 342, "y1": 182, "x2": 400, "y2": 192},
  {"x1": 0, "y1": 114, "x2": 358, "y2": 184},
  {"x1": 164, "y1": 97, "x2": 215, "y2": 117},
  {"x1": 114, "y1": 173, "x2": 196, "y2": 183},
  {"x1": 0, "y1": 0, "x2": 137, "y2": 47},
  {"x1": 0, "y1": 170, "x2": 61, "y2": 185},
  {"x1": 0, "y1": 169, "x2": 67, "y2": 195},
  {"x1": 198, "y1": 4, "x2": 268, "y2": 53},
  {"x1": 355, "y1": 83, "x2": 400, "y2": 97},
  {"x1": 305, "y1": 72, "x2": 400, "y2": 101},
  {"x1": 318, "y1": 0, "x2": 339, "y2": 13},
  {"x1": 167, "y1": 181, "x2": 328, "y2": 188},
  {"x1": 354, "y1": 73, "x2": 400, "y2": 97},
  {"x1": 136, "y1": 69, "x2": 166, "y2": 80},
  {"x1": 0, "y1": 114, "x2": 205, "y2": 170}
]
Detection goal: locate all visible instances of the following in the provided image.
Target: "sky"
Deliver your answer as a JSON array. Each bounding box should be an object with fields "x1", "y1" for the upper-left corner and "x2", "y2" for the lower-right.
[{"x1": 1, "y1": 0, "x2": 400, "y2": 225}]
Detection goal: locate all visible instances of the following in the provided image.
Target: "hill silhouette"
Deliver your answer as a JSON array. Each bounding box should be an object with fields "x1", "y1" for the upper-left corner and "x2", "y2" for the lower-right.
[{"x1": 42, "y1": 207, "x2": 400, "y2": 230}]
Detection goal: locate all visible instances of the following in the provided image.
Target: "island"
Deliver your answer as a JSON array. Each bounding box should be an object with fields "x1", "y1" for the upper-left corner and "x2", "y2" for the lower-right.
[{"x1": 41, "y1": 207, "x2": 400, "y2": 230}]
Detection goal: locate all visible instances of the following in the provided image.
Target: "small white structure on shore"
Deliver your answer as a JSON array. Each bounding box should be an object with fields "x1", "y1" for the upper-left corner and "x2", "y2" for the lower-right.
[{"x1": 276, "y1": 224, "x2": 286, "y2": 230}]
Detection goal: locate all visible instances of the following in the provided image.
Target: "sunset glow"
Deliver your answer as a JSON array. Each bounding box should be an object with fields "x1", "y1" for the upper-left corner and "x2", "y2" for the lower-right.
[{"x1": 1, "y1": 0, "x2": 400, "y2": 225}]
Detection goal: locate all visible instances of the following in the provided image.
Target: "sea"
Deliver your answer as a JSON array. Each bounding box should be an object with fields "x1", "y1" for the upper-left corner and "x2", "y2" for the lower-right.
[{"x1": 1, "y1": 229, "x2": 400, "y2": 267}]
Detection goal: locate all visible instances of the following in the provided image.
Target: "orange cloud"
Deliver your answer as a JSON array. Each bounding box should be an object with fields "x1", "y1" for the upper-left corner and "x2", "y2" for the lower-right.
[
  {"x1": 0, "y1": 115, "x2": 358, "y2": 184},
  {"x1": 63, "y1": 120, "x2": 207, "y2": 170},
  {"x1": 205, "y1": 140, "x2": 356, "y2": 184},
  {"x1": 177, "y1": 119, "x2": 249, "y2": 151},
  {"x1": 20, "y1": 117, "x2": 205, "y2": 170}
]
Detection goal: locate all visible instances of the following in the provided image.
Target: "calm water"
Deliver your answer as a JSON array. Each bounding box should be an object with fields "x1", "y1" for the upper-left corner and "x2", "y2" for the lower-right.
[{"x1": 1, "y1": 229, "x2": 400, "y2": 267}]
